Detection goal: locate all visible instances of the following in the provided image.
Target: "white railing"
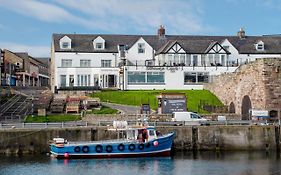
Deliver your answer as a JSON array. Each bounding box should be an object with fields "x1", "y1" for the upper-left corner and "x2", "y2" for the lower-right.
[{"x1": 0, "y1": 121, "x2": 89, "y2": 129}]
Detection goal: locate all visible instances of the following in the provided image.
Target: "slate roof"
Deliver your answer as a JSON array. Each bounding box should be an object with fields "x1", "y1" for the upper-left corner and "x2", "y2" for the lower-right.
[{"x1": 53, "y1": 33, "x2": 281, "y2": 54}]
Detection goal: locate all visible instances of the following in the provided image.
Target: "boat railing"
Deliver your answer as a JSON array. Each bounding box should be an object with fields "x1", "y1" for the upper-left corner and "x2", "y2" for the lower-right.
[{"x1": 67, "y1": 139, "x2": 140, "y2": 145}]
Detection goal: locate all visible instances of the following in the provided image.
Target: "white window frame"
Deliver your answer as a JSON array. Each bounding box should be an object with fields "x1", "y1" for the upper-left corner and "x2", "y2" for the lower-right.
[
  {"x1": 80, "y1": 59, "x2": 91, "y2": 67},
  {"x1": 101, "y1": 60, "x2": 112, "y2": 67},
  {"x1": 61, "y1": 59, "x2": 72, "y2": 67},
  {"x1": 95, "y1": 43, "x2": 103, "y2": 50},
  {"x1": 138, "y1": 43, "x2": 145, "y2": 53}
]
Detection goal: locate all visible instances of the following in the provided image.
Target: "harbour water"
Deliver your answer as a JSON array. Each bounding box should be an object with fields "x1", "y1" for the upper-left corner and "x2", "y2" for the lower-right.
[{"x1": 0, "y1": 151, "x2": 281, "y2": 175}]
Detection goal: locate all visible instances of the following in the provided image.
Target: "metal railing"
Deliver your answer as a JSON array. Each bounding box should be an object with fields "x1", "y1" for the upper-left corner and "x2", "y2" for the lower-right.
[
  {"x1": 0, "y1": 121, "x2": 89, "y2": 129},
  {"x1": 97, "y1": 120, "x2": 277, "y2": 127}
]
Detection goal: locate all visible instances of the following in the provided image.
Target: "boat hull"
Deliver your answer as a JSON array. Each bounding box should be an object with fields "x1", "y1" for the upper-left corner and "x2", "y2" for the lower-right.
[{"x1": 50, "y1": 132, "x2": 175, "y2": 159}]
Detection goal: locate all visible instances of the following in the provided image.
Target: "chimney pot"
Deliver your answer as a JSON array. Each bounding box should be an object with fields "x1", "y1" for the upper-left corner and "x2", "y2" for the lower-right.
[
  {"x1": 158, "y1": 25, "x2": 165, "y2": 38},
  {"x1": 237, "y1": 27, "x2": 246, "y2": 39}
]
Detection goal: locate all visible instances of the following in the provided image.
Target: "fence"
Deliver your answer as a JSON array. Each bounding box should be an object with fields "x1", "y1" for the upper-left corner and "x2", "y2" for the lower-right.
[{"x1": 0, "y1": 121, "x2": 89, "y2": 129}]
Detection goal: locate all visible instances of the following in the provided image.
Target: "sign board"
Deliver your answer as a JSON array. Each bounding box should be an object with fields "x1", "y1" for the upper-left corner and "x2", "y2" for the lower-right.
[
  {"x1": 162, "y1": 98, "x2": 187, "y2": 114},
  {"x1": 140, "y1": 104, "x2": 150, "y2": 114},
  {"x1": 251, "y1": 110, "x2": 269, "y2": 117}
]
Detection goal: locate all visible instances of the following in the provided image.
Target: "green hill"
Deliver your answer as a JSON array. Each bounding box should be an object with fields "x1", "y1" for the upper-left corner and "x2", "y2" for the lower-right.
[{"x1": 91, "y1": 90, "x2": 223, "y2": 114}]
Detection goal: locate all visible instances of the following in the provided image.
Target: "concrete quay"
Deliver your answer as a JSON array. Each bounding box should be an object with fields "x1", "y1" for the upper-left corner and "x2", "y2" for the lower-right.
[{"x1": 0, "y1": 125, "x2": 279, "y2": 155}]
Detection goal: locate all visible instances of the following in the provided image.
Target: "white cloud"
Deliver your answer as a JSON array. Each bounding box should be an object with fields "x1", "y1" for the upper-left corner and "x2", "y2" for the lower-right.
[
  {"x1": 0, "y1": 0, "x2": 209, "y2": 34},
  {"x1": 0, "y1": 0, "x2": 95, "y2": 30},
  {"x1": 0, "y1": 42, "x2": 49, "y2": 57},
  {"x1": 54, "y1": 0, "x2": 207, "y2": 34}
]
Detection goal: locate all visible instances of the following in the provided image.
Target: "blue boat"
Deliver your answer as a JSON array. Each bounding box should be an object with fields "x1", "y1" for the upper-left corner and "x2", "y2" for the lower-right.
[{"x1": 50, "y1": 126, "x2": 175, "y2": 159}]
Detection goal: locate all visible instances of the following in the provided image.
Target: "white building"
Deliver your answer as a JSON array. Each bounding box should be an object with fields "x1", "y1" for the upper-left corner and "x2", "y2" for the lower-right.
[{"x1": 51, "y1": 26, "x2": 281, "y2": 92}]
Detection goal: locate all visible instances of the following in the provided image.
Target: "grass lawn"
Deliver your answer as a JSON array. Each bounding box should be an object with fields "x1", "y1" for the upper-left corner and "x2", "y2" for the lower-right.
[
  {"x1": 91, "y1": 90, "x2": 223, "y2": 114},
  {"x1": 88, "y1": 106, "x2": 119, "y2": 114},
  {"x1": 25, "y1": 114, "x2": 81, "y2": 123}
]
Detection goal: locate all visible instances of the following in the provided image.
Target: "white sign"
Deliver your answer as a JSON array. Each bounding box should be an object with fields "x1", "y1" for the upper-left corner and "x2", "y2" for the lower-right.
[{"x1": 251, "y1": 110, "x2": 269, "y2": 116}]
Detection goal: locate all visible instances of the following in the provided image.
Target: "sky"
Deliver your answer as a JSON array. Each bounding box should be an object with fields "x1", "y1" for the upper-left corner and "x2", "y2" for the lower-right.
[{"x1": 0, "y1": 0, "x2": 281, "y2": 57}]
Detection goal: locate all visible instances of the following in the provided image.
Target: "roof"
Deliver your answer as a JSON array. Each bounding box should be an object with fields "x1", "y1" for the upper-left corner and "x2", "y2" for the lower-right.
[{"x1": 52, "y1": 33, "x2": 281, "y2": 54}]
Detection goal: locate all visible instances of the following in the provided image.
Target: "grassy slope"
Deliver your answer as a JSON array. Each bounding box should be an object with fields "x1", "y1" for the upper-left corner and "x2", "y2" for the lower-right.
[{"x1": 91, "y1": 90, "x2": 223, "y2": 113}]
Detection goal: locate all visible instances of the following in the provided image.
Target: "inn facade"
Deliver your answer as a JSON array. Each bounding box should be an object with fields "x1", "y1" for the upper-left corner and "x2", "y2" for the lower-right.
[{"x1": 51, "y1": 26, "x2": 281, "y2": 92}]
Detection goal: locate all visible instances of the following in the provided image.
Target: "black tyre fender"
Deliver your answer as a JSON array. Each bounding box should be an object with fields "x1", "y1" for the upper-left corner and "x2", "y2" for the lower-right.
[
  {"x1": 118, "y1": 144, "x2": 125, "y2": 151},
  {"x1": 138, "y1": 143, "x2": 144, "y2": 150},
  {"x1": 128, "y1": 144, "x2": 136, "y2": 151},
  {"x1": 74, "y1": 146, "x2": 81, "y2": 153},
  {"x1": 106, "y1": 145, "x2": 113, "y2": 153},
  {"x1": 95, "y1": 145, "x2": 103, "y2": 153},
  {"x1": 82, "y1": 146, "x2": 89, "y2": 153}
]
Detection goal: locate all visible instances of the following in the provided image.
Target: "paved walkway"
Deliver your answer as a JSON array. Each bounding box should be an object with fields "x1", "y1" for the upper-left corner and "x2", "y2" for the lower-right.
[{"x1": 102, "y1": 102, "x2": 141, "y2": 114}]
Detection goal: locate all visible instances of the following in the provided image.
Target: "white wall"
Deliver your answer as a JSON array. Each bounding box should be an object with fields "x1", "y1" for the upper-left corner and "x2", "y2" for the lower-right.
[
  {"x1": 126, "y1": 37, "x2": 154, "y2": 66},
  {"x1": 55, "y1": 52, "x2": 117, "y2": 68},
  {"x1": 54, "y1": 52, "x2": 119, "y2": 88}
]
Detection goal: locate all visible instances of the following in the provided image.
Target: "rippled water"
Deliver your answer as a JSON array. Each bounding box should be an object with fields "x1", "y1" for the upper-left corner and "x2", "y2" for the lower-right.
[{"x1": 1, "y1": 151, "x2": 281, "y2": 175}]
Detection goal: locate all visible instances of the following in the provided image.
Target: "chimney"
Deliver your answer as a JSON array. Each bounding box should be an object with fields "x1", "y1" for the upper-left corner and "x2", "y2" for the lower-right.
[
  {"x1": 237, "y1": 27, "x2": 246, "y2": 39},
  {"x1": 158, "y1": 25, "x2": 165, "y2": 38}
]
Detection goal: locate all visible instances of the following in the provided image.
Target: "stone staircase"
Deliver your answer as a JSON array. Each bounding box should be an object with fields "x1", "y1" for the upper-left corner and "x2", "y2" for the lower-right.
[{"x1": 0, "y1": 94, "x2": 32, "y2": 122}]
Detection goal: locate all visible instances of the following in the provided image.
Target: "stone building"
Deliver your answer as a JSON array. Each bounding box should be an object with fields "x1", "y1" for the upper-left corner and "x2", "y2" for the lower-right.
[{"x1": 205, "y1": 58, "x2": 281, "y2": 119}]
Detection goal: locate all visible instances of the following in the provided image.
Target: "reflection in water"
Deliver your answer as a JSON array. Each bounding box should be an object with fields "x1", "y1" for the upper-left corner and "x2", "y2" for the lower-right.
[{"x1": 0, "y1": 151, "x2": 281, "y2": 175}]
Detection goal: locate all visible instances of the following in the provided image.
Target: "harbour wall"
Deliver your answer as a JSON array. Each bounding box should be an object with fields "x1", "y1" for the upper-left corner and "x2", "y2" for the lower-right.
[{"x1": 0, "y1": 125, "x2": 280, "y2": 155}]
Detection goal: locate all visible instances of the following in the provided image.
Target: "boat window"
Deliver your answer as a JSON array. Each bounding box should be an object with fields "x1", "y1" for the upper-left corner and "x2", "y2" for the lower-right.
[
  {"x1": 127, "y1": 130, "x2": 135, "y2": 140},
  {"x1": 149, "y1": 130, "x2": 155, "y2": 136}
]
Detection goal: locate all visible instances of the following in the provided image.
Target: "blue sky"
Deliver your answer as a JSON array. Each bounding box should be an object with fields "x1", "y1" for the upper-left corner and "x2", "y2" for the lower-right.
[{"x1": 0, "y1": 0, "x2": 281, "y2": 57}]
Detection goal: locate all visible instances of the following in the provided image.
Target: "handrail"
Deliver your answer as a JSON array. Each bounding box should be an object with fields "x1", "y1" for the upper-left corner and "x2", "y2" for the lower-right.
[
  {"x1": 0, "y1": 95, "x2": 21, "y2": 115},
  {"x1": 11, "y1": 97, "x2": 28, "y2": 116},
  {"x1": 0, "y1": 94, "x2": 18, "y2": 113}
]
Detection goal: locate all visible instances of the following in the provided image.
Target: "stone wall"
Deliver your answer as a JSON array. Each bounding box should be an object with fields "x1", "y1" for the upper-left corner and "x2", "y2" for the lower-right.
[
  {"x1": 0, "y1": 126, "x2": 280, "y2": 155},
  {"x1": 205, "y1": 58, "x2": 281, "y2": 115}
]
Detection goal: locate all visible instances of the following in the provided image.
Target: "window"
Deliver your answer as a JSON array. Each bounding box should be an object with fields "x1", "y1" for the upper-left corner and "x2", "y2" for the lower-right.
[
  {"x1": 191, "y1": 113, "x2": 201, "y2": 119},
  {"x1": 80, "y1": 60, "x2": 91, "y2": 67},
  {"x1": 128, "y1": 72, "x2": 165, "y2": 84},
  {"x1": 193, "y1": 55, "x2": 198, "y2": 66},
  {"x1": 174, "y1": 54, "x2": 179, "y2": 65},
  {"x1": 128, "y1": 72, "x2": 146, "y2": 84},
  {"x1": 184, "y1": 72, "x2": 196, "y2": 83},
  {"x1": 256, "y1": 44, "x2": 264, "y2": 51},
  {"x1": 197, "y1": 72, "x2": 209, "y2": 83},
  {"x1": 221, "y1": 55, "x2": 226, "y2": 66},
  {"x1": 168, "y1": 54, "x2": 173, "y2": 66},
  {"x1": 96, "y1": 43, "x2": 103, "y2": 49},
  {"x1": 184, "y1": 72, "x2": 209, "y2": 84},
  {"x1": 61, "y1": 59, "x2": 72, "y2": 67},
  {"x1": 60, "y1": 75, "x2": 66, "y2": 87},
  {"x1": 62, "y1": 42, "x2": 69, "y2": 49},
  {"x1": 185, "y1": 55, "x2": 191, "y2": 66},
  {"x1": 101, "y1": 60, "x2": 111, "y2": 67},
  {"x1": 147, "y1": 72, "x2": 164, "y2": 83},
  {"x1": 208, "y1": 54, "x2": 214, "y2": 66},
  {"x1": 77, "y1": 74, "x2": 91, "y2": 86},
  {"x1": 138, "y1": 43, "x2": 145, "y2": 53},
  {"x1": 180, "y1": 55, "x2": 185, "y2": 65},
  {"x1": 223, "y1": 45, "x2": 229, "y2": 51},
  {"x1": 215, "y1": 54, "x2": 220, "y2": 64}
]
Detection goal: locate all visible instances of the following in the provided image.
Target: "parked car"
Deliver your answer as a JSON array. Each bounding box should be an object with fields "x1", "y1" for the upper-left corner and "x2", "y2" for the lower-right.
[{"x1": 171, "y1": 112, "x2": 208, "y2": 125}]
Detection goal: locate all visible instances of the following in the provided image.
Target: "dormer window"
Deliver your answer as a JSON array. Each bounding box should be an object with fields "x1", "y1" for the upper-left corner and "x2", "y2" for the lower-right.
[
  {"x1": 59, "y1": 36, "x2": 71, "y2": 49},
  {"x1": 93, "y1": 36, "x2": 105, "y2": 50},
  {"x1": 62, "y1": 42, "x2": 69, "y2": 49},
  {"x1": 96, "y1": 43, "x2": 103, "y2": 49},
  {"x1": 255, "y1": 41, "x2": 264, "y2": 51}
]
